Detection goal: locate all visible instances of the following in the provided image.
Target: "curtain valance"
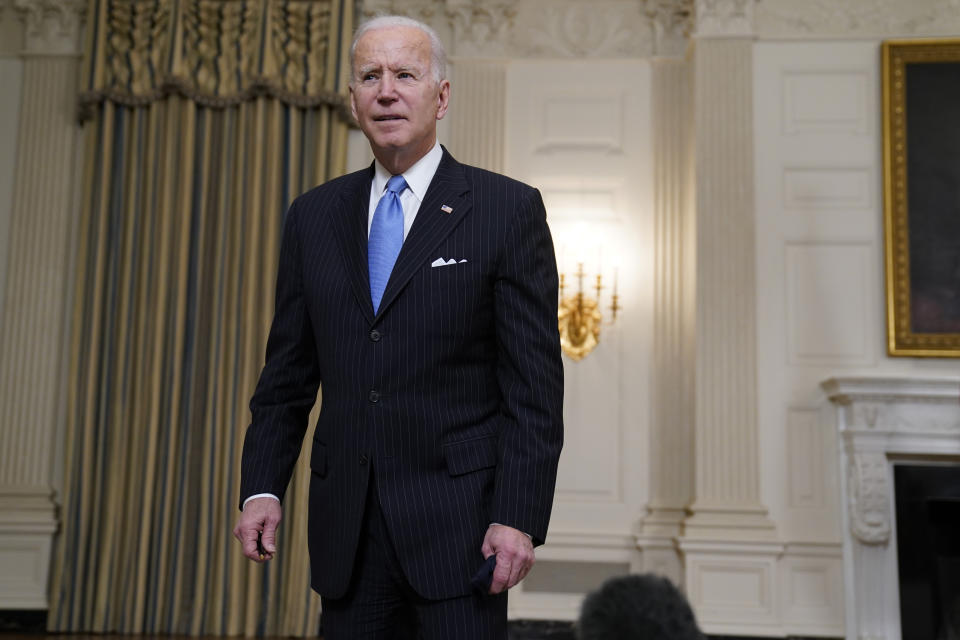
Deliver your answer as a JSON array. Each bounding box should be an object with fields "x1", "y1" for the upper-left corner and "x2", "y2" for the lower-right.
[{"x1": 79, "y1": 0, "x2": 353, "y2": 121}]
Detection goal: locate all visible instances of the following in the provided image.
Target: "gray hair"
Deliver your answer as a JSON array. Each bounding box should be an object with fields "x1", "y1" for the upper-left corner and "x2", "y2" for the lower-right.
[{"x1": 349, "y1": 15, "x2": 448, "y2": 85}]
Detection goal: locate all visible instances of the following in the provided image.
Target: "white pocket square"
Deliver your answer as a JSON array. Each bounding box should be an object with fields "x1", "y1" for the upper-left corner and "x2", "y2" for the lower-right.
[{"x1": 431, "y1": 257, "x2": 468, "y2": 268}]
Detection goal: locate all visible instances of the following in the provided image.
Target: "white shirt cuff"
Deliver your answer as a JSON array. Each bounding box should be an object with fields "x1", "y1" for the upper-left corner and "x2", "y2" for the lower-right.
[{"x1": 243, "y1": 493, "x2": 280, "y2": 510}]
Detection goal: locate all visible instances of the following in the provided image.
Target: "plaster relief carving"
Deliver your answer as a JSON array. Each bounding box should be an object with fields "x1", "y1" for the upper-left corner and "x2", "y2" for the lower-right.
[
  {"x1": 446, "y1": 0, "x2": 516, "y2": 55},
  {"x1": 847, "y1": 453, "x2": 890, "y2": 545},
  {"x1": 856, "y1": 405, "x2": 880, "y2": 429},
  {"x1": 694, "y1": 0, "x2": 756, "y2": 37},
  {"x1": 361, "y1": 0, "x2": 441, "y2": 21},
  {"x1": 517, "y1": 2, "x2": 652, "y2": 58},
  {"x1": 361, "y1": 0, "x2": 661, "y2": 59},
  {"x1": 849, "y1": 402, "x2": 960, "y2": 433},
  {"x1": 644, "y1": 0, "x2": 693, "y2": 56},
  {"x1": 757, "y1": 0, "x2": 960, "y2": 37},
  {"x1": 14, "y1": 0, "x2": 85, "y2": 53}
]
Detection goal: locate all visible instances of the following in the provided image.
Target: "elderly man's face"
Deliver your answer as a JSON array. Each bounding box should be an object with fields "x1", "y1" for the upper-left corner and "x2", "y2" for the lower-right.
[{"x1": 350, "y1": 26, "x2": 449, "y2": 170}]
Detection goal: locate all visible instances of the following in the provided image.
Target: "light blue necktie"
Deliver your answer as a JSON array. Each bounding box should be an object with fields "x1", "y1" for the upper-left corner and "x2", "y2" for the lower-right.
[{"x1": 368, "y1": 174, "x2": 407, "y2": 313}]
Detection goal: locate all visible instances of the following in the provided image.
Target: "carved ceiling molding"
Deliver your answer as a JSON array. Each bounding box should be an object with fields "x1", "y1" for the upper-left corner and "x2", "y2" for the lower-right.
[
  {"x1": 13, "y1": 0, "x2": 85, "y2": 55},
  {"x1": 514, "y1": 2, "x2": 653, "y2": 58},
  {"x1": 360, "y1": 0, "x2": 684, "y2": 59},
  {"x1": 693, "y1": 0, "x2": 757, "y2": 37},
  {"x1": 445, "y1": 1, "x2": 517, "y2": 57},
  {"x1": 756, "y1": 0, "x2": 960, "y2": 38}
]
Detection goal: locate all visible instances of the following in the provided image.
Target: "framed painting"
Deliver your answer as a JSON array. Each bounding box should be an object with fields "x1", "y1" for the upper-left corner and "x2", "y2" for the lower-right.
[{"x1": 883, "y1": 38, "x2": 960, "y2": 357}]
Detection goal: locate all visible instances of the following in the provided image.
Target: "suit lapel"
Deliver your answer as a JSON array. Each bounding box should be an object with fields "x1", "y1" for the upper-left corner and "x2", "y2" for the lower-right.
[
  {"x1": 375, "y1": 150, "x2": 472, "y2": 321},
  {"x1": 330, "y1": 167, "x2": 375, "y2": 324}
]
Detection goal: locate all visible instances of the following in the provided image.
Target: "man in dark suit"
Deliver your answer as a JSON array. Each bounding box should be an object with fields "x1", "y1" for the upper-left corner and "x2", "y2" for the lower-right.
[{"x1": 233, "y1": 14, "x2": 563, "y2": 639}]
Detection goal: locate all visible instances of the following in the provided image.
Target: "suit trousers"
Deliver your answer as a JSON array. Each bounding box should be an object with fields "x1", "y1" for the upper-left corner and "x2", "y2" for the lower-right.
[{"x1": 320, "y1": 466, "x2": 508, "y2": 640}]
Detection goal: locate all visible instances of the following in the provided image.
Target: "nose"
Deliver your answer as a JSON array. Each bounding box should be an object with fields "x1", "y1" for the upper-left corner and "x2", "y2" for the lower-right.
[{"x1": 377, "y1": 75, "x2": 398, "y2": 102}]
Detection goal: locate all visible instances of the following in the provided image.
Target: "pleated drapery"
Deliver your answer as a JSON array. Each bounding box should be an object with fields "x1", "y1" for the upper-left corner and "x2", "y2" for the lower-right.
[{"x1": 49, "y1": 0, "x2": 354, "y2": 635}]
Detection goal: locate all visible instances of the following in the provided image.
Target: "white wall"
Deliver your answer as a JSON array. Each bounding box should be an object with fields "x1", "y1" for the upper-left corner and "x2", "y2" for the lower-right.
[{"x1": 753, "y1": 38, "x2": 959, "y2": 636}]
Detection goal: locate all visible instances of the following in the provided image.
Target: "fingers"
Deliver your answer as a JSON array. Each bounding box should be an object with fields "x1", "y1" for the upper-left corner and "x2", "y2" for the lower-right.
[
  {"x1": 233, "y1": 498, "x2": 282, "y2": 563},
  {"x1": 490, "y1": 555, "x2": 512, "y2": 594},
  {"x1": 481, "y1": 539, "x2": 494, "y2": 559},
  {"x1": 260, "y1": 513, "x2": 279, "y2": 555},
  {"x1": 482, "y1": 524, "x2": 535, "y2": 594}
]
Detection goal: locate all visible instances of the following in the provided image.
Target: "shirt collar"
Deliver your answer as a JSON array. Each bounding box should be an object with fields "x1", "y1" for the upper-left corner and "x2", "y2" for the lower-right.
[{"x1": 372, "y1": 140, "x2": 443, "y2": 203}]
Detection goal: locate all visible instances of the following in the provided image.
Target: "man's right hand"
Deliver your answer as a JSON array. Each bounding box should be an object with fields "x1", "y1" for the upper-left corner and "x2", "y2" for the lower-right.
[{"x1": 233, "y1": 497, "x2": 282, "y2": 562}]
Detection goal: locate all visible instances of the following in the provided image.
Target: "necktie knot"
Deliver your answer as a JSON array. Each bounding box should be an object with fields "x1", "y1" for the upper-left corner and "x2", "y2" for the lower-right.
[{"x1": 386, "y1": 175, "x2": 407, "y2": 195}]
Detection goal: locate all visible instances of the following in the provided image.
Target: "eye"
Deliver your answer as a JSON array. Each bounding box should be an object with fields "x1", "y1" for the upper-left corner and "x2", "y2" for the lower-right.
[
  {"x1": 397, "y1": 71, "x2": 414, "y2": 80},
  {"x1": 361, "y1": 72, "x2": 378, "y2": 82}
]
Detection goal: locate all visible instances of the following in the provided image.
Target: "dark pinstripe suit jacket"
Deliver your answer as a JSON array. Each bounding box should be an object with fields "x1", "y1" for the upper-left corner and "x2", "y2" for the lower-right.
[{"x1": 239, "y1": 148, "x2": 564, "y2": 600}]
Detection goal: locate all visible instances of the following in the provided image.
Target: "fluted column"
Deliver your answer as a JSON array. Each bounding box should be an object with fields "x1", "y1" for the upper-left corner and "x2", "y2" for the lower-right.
[
  {"x1": 681, "y1": 16, "x2": 775, "y2": 544},
  {"x1": 445, "y1": 59, "x2": 506, "y2": 173},
  {"x1": 0, "y1": 0, "x2": 84, "y2": 609},
  {"x1": 636, "y1": 55, "x2": 696, "y2": 583},
  {"x1": 676, "y1": 4, "x2": 783, "y2": 632}
]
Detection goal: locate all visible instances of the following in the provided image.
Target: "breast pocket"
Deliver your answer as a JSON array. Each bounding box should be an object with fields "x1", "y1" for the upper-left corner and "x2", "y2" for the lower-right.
[{"x1": 421, "y1": 259, "x2": 493, "y2": 338}]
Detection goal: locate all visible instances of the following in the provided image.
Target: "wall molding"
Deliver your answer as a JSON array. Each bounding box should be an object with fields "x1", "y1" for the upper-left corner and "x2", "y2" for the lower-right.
[{"x1": 756, "y1": 0, "x2": 960, "y2": 38}]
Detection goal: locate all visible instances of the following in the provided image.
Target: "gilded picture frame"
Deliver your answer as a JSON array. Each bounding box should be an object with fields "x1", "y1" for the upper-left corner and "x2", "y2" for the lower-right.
[{"x1": 883, "y1": 38, "x2": 960, "y2": 357}]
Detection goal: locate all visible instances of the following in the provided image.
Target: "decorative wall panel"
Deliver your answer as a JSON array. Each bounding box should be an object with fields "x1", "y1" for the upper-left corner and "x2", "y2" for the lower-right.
[
  {"x1": 780, "y1": 550, "x2": 844, "y2": 635},
  {"x1": 533, "y1": 95, "x2": 625, "y2": 155},
  {"x1": 781, "y1": 71, "x2": 869, "y2": 135},
  {"x1": 782, "y1": 167, "x2": 871, "y2": 211},
  {"x1": 786, "y1": 409, "x2": 825, "y2": 509}
]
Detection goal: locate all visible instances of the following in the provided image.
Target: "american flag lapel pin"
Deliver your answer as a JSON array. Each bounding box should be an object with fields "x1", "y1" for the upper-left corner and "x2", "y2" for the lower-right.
[{"x1": 440, "y1": 204, "x2": 453, "y2": 214}]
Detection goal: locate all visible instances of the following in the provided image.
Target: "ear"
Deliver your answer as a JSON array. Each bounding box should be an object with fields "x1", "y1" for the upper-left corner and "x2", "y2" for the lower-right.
[
  {"x1": 349, "y1": 84, "x2": 359, "y2": 122},
  {"x1": 435, "y1": 79, "x2": 450, "y2": 121}
]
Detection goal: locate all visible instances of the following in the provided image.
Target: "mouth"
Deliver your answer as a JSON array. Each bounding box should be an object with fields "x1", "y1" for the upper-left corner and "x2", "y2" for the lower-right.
[{"x1": 373, "y1": 115, "x2": 406, "y2": 122}]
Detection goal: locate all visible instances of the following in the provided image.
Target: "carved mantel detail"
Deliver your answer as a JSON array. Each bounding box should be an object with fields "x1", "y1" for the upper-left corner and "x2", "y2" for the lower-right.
[
  {"x1": 823, "y1": 376, "x2": 960, "y2": 640},
  {"x1": 847, "y1": 453, "x2": 890, "y2": 544}
]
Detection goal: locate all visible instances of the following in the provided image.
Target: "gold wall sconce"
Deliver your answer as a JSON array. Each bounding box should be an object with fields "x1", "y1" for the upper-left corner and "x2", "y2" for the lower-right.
[{"x1": 558, "y1": 261, "x2": 620, "y2": 361}]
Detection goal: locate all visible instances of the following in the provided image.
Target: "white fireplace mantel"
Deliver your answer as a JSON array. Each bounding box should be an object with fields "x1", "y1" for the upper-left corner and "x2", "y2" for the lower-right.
[{"x1": 822, "y1": 376, "x2": 960, "y2": 640}]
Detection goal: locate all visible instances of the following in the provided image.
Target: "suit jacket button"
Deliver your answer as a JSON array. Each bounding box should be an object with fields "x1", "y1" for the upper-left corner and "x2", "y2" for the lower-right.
[
  {"x1": 369, "y1": 390, "x2": 379, "y2": 403},
  {"x1": 359, "y1": 455, "x2": 368, "y2": 465},
  {"x1": 369, "y1": 329, "x2": 381, "y2": 342}
]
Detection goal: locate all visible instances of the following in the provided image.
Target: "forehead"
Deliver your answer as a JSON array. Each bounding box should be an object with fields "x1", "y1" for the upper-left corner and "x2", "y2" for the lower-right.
[{"x1": 353, "y1": 26, "x2": 432, "y2": 69}]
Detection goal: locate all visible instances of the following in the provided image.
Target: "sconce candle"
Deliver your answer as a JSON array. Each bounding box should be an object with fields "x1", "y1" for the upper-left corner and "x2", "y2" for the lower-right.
[{"x1": 557, "y1": 257, "x2": 620, "y2": 361}]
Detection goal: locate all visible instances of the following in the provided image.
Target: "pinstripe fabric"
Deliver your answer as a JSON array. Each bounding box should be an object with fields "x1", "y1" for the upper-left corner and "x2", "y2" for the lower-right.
[
  {"x1": 240, "y1": 147, "x2": 564, "y2": 601},
  {"x1": 319, "y1": 474, "x2": 507, "y2": 640}
]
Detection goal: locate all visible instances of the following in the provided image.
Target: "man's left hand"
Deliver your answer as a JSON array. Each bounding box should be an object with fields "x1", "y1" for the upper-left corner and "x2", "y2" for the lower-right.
[{"x1": 481, "y1": 524, "x2": 535, "y2": 594}]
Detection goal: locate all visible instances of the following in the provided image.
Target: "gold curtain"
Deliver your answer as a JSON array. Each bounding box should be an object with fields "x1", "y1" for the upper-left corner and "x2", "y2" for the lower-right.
[{"x1": 49, "y1": 0, "x2": 354, "y2": 635}]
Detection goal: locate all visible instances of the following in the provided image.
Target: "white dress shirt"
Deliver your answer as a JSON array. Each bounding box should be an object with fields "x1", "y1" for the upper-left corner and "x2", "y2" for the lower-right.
[{"x1": 367, "y1": 140, "x2": 443, "y2": 240}]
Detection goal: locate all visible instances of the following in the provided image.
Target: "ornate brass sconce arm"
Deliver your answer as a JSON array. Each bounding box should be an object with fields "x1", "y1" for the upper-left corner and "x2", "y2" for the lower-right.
[{"x1": 557, "y1": 262, "x2": 619, "y2": 361}]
